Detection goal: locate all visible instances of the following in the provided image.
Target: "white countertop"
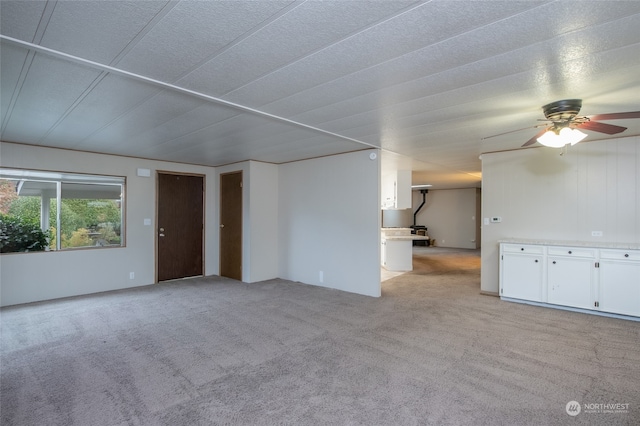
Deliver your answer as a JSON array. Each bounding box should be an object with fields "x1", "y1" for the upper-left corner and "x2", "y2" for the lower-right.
[
  {"x1": 498, "y1": 238, "x2": 640, "y2": 250},
  {"x1": 383, "y1": 235, "x2": 431, "y2": 241},
  {"x1": 381, "y1": 227, "x2": 430, "y2": 241}
]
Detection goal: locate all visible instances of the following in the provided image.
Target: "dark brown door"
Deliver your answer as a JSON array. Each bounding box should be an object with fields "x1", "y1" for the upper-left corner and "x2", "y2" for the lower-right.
[
  {"x1": 220, "y1": 171, "x2": 242, "y2": 280},
  {"x1": 157, "y1": 173, "x2": 204, "y2": 281}
]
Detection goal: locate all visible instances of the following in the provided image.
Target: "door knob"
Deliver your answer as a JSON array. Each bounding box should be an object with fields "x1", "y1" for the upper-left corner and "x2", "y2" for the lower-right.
[
  {"x1": 159, "y1": 233, "x2": 165, "y2": 237},
  {"x1": 160, "y1": 227, "x2": 164, "y2": 232},
  {"x1": 220, "y1": 224, "x2": 225, "y2": 228}
]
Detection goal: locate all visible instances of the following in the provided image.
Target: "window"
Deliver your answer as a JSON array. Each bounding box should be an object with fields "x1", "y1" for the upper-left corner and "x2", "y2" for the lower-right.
[{"x1": 0, "y1": 169, "x2": 125, "y2": 253}]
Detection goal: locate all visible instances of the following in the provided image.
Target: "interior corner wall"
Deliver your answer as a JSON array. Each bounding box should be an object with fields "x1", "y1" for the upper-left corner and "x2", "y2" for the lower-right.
[
  {"x1": 278, "y1": 149, "x2": 381, "y2": 297},
  {"x1": 480, "y1": 136, "x2": 640, "y2": 295},
  {"x1": 413, "y1": 188, "x2": 479, "y2": 249},
  {"x1": 0, "y1": 142, "x2": 217, "y2": 307},
  {"x1": 247, "y1": 161, "x2": 279, "y2": 283}
]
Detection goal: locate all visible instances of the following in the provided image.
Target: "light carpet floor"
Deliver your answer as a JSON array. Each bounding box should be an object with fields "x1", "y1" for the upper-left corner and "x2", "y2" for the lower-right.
[{"x1": 2, "y1": 248, "x2": 639, "y2": 425}]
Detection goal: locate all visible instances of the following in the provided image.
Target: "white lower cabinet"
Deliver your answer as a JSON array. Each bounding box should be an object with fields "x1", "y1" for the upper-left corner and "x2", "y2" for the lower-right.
[
  {"x1": 500, "y1": 242, "x2": 640, "y2": 319},
  {"x1": 500, "y1": 244, "x2": 543, "y2": 302},
  {"x1": 547, "y1": 247, "x2": 596, "y2": 310},
  {"x1": 598, "y1": 249, "x2": 640, "y2": 317},
  {"x1": 381, "y1": 239, "x2": 413, "y2": 271}
]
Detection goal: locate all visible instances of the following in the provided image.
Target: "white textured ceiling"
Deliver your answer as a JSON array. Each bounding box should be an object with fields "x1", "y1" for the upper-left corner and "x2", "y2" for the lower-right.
[{"x1": 1, "y1": 0, "x2": 639, "y2": 189}]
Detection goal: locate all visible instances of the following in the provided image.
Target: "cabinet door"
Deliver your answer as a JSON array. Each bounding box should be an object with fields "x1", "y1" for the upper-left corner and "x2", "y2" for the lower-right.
[
  {"x1": 384, "y1": 239, "x2": 413, "y2": 271},
  {"x1": 501, "y1": 253, "x2": 543, "y2": 301},
  {"x1": 599, "y1": 260, "x2": 640, "y2": 316},
  {"x1": 547, "y1": 257, "x2": 593, "y2": 309},
  {"x1": 395, "y1": 170, "x2": 411, "y2": 209}
]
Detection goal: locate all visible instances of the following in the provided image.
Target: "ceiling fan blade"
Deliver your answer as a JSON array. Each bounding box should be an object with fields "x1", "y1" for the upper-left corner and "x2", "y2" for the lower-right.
[
  {"x1": 589, "y1": 111, "x2": 640, "y2": 121},
  {"x1": 577, "y1": 121, "x2": 627, "y2": 135},
  {"x1": 522, "y1": 128, "x2": 549, "y2": 147}
]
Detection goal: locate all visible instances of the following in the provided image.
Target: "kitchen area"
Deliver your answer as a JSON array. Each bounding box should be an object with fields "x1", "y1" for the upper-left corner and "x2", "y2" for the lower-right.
[
  {"x1": 380, "y1": 164, "x2": 481, "y2": 279},
  {"x1": 381, "y1": 169, "x2": 431, "y2": 274}
]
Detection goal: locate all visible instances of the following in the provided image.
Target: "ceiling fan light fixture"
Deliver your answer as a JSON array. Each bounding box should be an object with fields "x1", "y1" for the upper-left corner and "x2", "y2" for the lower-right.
[
  {"x1": 561, "y1": 127, "x2": 587, "y2": 145},
  {"x1": 537, "y1": 129, "x2": 566, "y2": 148},
  {"x1": 537, "y1": 127, "x2": 587, "y2": 148}
]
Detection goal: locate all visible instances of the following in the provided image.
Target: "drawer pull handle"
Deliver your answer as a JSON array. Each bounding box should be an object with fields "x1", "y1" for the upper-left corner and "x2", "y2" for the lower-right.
[
  {"x1": 552, "y1": 261, "x2": 556, "y2": 264},
  {"x1": 625, "y1": 253, "x2": 629, "y2": 258},
  {"x1": 568, "y1": 250, "x2": 572, "y2": 254},
  {"x1": 534, "y1": 260, "x2": 538, "y2": 263},
  {"x1": 521, "y1": 248, "x2": 524, "y2": 251}
]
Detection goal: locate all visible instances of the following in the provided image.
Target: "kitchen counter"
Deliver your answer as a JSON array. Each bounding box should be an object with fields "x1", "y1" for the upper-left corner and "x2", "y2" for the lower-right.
[
  {"x1": 381, "y1": 228, "x2": 430, "y2": 271},
  {"x1": 383, "y1": 235, "x2": 431, "y2": 241},
  {"x1": 498, "y1": 238, "x2": 640, "y2": 250}
]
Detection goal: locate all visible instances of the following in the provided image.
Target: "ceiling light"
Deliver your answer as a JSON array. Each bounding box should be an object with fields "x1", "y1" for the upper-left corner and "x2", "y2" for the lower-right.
[{"x1": 537, "y1": 127, "x2": 587, "y2": 148}]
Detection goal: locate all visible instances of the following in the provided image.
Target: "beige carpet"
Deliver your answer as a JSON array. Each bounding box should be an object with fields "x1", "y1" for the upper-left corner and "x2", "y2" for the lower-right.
[{"x1": 2, "y1": 248, "x2": 639, "y2": 425}]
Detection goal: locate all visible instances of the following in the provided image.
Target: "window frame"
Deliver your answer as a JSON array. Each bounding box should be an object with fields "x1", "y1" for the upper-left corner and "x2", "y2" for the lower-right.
[{"x1": 0, "y1": 168, "x2": 126, "y2": 252}]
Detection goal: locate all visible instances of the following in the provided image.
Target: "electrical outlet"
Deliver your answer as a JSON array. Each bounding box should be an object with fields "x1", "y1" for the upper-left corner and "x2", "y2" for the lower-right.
[
  {"x1": 129, "y1": 272, "x2": 135, "y2": 280},
  {"x1": 591, "y1": 231, "x2": 603, "y2": 237},
  {"x1": 490, "y1": 217, "x2": 502, "y2": 223}
]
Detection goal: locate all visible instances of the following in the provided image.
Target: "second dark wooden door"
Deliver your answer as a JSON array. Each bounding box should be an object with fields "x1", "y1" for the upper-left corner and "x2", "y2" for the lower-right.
[
  {"x1": 220, "y1": 171, "x2": 242, "y2": 280},
  {"x1": 157, "y1": 173, "x2": 204, "y2": 281}
]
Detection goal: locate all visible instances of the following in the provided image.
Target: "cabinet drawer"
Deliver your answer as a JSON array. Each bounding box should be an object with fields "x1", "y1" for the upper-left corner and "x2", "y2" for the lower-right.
[
  {"x1": 547, "y1": 246, "x2": 596, "y2": 258},
  {"x1": 599, "y1": 249, "x2": 640, "y2": 262},
  {"x1": 501, "y1": 244, "x2": 544, "y2": 254}
]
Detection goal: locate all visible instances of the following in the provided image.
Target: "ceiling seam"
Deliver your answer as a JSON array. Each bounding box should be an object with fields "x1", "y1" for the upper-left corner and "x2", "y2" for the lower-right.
[
  {"x1": 272, "y1": 17, "x2": 640, "y2": 135},
  {"x1": 69, "y1": 0, "x2": 422, "y2": 152},
  {"x1": 108, "y1": 1, "x2": 179, "y2": 67},
  {"x1": 219, "y1": 0, "x2": 427, "y2": 99},
  {"x1": 0, "y1": 36, "x2": 379, "y2": 151},
  {"x1": 68, "y1": 1, "x2": 302, "y2": 148},
  {"x1": 174, "y1": 0, "x2": 303, "y2": 86},
  {"x1": 1, "y1": 0, "x2": 57, "y2": 134},
  {"x1": 34, "y1": 1, "x2": 180, "y2": 145},
  {"x1": 237, "y1": 1, "x2": 563, "y2": 116},
  {"x1": 36, "y1": 71, "x2": 110, "y2": 146},
  {"x1": 356, "y1": 44, "x2": 640, "y2": 140},
  {"x1": 0, "y1": 50, "x2": 36, "y2": 135},
  {"x1": 72, "y1": 0, "x2": 551, "y2": 159},
  {"x1": 111, "y1": 0, "x2": 425, "y2": 158}
]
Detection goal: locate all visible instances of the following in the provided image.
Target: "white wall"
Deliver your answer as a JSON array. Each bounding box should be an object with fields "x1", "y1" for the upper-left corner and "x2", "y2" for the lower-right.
[
  {"x1": 412, "y1": 188, "x2": 479, "y2": 249},
  {"x1": 248, "y1": 161, "x2": 279, "y2": 282},
  {"x1": 278, "y1": 149, "x2": 381, "y2": 297},
  {"x1": 481, "y1": 136, "x2": 640, "y2": 294},
  {"x1": 1, "y1": 143, "x2": 383, "y2": 305},
  {"x1": 0, "y1": 142, "x2": 217, "y2": 306}
]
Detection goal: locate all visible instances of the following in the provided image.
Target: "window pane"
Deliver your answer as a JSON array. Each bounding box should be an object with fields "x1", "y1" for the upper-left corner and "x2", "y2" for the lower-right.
[
  {"x1": 60, "y1": 182, "x2": 123, "y2": 249},
  {"x1": 0, "y1": 178, "x2": 55, "y2": 252}
]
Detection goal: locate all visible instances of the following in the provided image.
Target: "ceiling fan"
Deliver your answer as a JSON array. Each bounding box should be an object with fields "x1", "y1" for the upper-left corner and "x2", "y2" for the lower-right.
[{"x1": 484, "y1": 99, "x2": 640, "y2": 148}]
